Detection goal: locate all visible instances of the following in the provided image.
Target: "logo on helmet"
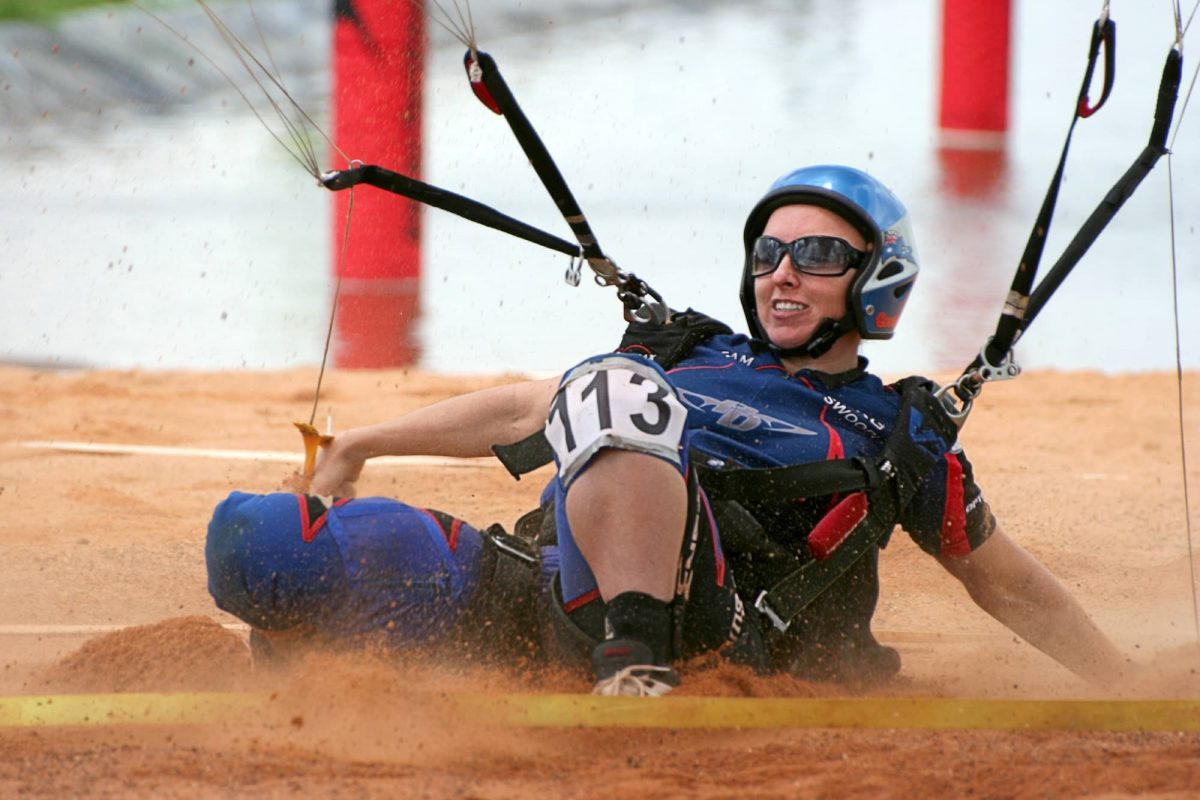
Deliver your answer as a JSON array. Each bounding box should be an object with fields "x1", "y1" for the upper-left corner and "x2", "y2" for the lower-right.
[{"x1": 882, "y1": 230, "x2": 913, "y2": 264}]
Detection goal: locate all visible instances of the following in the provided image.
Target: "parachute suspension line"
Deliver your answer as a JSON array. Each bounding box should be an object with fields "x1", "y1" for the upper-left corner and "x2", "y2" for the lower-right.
[
  {"x1": 135, "y1": 2, "x2": 349, "y2": 178},
  {"x1": 1166, "y1": 157, "x2": 1200, "y2": 642},
  {"x1": 1169, "y1": 27, "x2": 1200, "y2": 151},
  {"x1": 243, "y1": 0, "x2": 320, "y2": 169},
  {"x1": 193, "y1": 0, "x2": 350, "y2": 174},
  {"x1": 418, "y1": 0, "x2": 478, "y2": 53},
  {"x1": 308, "y1": 185, "x2": 357, "y2": 428},
  {"x1": 1166, "y1": 0, "x2": 1200, "y2": 641},
  {"x1": 1180, "y1": 0, "x2": 1199, "y2": 37},
  {"x1": 246, "y1": 0, "x2": 284, "y2": 86}
]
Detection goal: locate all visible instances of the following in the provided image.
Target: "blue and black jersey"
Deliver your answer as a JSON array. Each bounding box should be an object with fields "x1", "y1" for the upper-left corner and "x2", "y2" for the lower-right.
[{"x1": 644, "y1": 332, "x2": 996, "y2": 559}]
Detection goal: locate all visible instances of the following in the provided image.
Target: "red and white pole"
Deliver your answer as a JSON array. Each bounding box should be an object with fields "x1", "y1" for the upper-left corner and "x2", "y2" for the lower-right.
[
  {"x1": 938, "y1": 0, "x2": 1011, "y2": 150},
  {"x1": 331, "y1": 0, "x2": 425, "y2": 367}
]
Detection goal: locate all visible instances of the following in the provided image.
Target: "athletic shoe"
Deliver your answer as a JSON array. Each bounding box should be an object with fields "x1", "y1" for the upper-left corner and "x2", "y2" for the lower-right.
[{"x1": 591, "y1": 638, "x2": 680, "y2": 697}]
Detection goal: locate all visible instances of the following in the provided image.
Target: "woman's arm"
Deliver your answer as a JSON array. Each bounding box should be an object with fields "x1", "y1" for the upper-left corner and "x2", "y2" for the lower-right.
[
  {"x1": 309, "y1": 376, "x2": 560, "y2": 496},
  {"x1": 936, "y1": 525, "x2": 1130, "y2": 686}
]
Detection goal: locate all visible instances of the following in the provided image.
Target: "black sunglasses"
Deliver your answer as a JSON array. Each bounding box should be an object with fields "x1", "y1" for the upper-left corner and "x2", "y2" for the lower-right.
[{"x1": 751, "y1": 235, "x2": 867, "y2": 278}]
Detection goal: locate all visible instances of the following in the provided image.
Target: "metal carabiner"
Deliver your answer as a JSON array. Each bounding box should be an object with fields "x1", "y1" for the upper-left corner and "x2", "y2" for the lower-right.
[
  {"x1": 936, "y1": 340, "x2": 1023, "y2": 427},
  {"x1": 564, "y1": 248, "x2": 583, "y2": 287}
]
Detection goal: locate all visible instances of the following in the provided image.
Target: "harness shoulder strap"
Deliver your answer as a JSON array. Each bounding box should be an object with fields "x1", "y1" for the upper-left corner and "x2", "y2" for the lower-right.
[{"x1": 752, "y1": 378, "x2": 959, "y2": 631}]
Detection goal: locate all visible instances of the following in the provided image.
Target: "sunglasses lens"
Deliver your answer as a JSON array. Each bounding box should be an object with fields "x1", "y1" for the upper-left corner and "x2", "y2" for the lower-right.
[
  {"x1": 752, "y1": 236, "x2": 863, "y2": 277},
  {"x1": 791, "y1": 238, "x2": 855, "y2": 275},
  {"x1": 751, "y1": 237, "x2": 785, "y2": 276}
]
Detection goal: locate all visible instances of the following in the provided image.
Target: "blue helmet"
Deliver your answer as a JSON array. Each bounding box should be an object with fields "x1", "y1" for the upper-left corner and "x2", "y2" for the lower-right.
[{"x1": 740, "y1": 165, "x2": 919, "y2": 354}]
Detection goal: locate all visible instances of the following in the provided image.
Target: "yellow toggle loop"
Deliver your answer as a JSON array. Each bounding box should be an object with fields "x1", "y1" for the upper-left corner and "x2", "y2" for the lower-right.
[{"x1": 293, "y1": 421, "x2": 335, "y2": 478}]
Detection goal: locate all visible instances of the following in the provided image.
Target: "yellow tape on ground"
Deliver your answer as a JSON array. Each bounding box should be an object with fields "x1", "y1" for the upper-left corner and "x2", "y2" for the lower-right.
[
  {"x1": 0, "y1": 692, "x2": 270, "y2": 728},
  {"x1": 1, "y1": 692, "x2": 1197, "y2": 732},
  {"x1": 461, "y1": 694, "x2": 1200, "y2": 732}
]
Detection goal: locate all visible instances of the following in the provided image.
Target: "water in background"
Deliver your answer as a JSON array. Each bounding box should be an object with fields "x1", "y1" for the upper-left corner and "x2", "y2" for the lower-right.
[{"x1": 1, "y1": 0, "x2": 1197, "y2": 376}]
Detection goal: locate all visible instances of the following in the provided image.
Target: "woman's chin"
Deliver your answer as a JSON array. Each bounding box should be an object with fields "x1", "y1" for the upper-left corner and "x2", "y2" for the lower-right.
[{"x1": 762, "y1": 327, "x2": 816, "y2": 351}]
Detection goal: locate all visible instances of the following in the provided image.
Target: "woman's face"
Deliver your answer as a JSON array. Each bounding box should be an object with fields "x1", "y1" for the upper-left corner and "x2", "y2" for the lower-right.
[{"x1": 753, "y1": 204, "x2": 866, "y2": 351}]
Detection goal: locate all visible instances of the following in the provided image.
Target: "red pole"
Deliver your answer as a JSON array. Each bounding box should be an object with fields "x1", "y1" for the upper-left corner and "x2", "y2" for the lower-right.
[
  {"x1": 331, "y1": 0, "x2": 424, "y2": 368},
  {"x1": 938, "y1": 0, "x2": 1011, "y2": 149}
]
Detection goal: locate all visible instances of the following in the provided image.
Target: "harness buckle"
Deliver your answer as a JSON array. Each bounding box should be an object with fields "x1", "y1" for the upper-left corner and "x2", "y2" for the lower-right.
[
  {"x1": 937, "y1": 338, "x2": 1022, "y2": 427},
  {"x1": 754, "y1": 590, "x2": 792, "y2": 633},
  {"x1": 483, "y1": 525, "x2": 539, "y2": 565},
  {"x1": 971, "y1": 337, "x2": 1022, "y2": 384},
  {"x1": 850, "y1": 456, "x2": 888, "y2": 490}
]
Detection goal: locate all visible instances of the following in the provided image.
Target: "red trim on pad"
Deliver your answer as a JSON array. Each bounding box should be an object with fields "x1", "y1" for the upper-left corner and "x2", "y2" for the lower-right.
[
  {"x1": 807, "y1": 491, "x2": 869, "y2": 560},
  {"x1": 563, "y1": 588, "x2": 602, "y2": 613},
  {"x1": 940, "y1": 453, "x2": 971, "y2": 557}
]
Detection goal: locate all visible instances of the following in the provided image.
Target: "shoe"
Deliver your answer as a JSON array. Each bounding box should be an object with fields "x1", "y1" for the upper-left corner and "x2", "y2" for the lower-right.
[{"x1": 591, "y1": 638, "x2": 680, "y2": 697}]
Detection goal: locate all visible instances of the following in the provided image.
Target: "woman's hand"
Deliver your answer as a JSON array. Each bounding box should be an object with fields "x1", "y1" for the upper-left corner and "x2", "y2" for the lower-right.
[{"x1": 309, "y1": 431, "x2": 366, "y2": 498}]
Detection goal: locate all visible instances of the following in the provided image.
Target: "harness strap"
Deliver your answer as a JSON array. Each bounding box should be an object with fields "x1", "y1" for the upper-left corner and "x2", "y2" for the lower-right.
[
  {"x1": 753, "y1": 490, "x2": 899, "y2": 633},
  {"x1": 965, "y1": 14, "x2": 1181, "y2": 395},
  {"x1": 467, "y1": 51, "x2": 668, "y2": 323},
  {"x1": 752, "y1": 378, "x2": 956, "y2": 631},
  {"x1": 320, "y1": 164, "x2": 579, "y2": 257},
  {"x1": 695, "y1": 458, "x2": 882, "y2": 503},
  {"x1": 466, "y1": 51, "x2": 606, "y2": 265},
  {"x1": 492, "y1": 372, "x2": 958, "y2": 635},
  {"x1": 491, "y1": 425, "x2": 889, "y2": 500},
  {"x1": 460, "y1": 522, "x2": 542, "y2": 646},
  {"x1": 492, "y1": 431, "x2": 555, "y2": 480},
  {"x1": 981, "y1": 14, "x2": 1117, "y2": 371}
]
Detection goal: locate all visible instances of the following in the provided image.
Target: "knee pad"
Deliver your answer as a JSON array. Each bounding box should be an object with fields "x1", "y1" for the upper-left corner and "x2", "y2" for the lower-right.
[
  {"x1": 545, "y1": 355, "x2": 690, "y2": 487},
  {"x1": 206, "y1": 493, "x2": 485, "y2": 641},
  {"x1": 206, "y1": 492, "x2": 347, "y2": 631}
]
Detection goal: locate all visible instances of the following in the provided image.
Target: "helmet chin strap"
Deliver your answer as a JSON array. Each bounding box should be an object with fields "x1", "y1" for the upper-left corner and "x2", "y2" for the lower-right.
[{"x1": 768, "y1": 315, "x2": 855, "y2": 362}]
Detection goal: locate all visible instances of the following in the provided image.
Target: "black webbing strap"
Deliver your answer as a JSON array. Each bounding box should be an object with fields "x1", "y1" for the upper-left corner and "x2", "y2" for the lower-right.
[
  {"x1": 973, "y1": 17, "x2": 1182, "y2": 374},
  {"x1": 751, "y1": 493, "x2": 899, "y2": 633},
  {"x1": 978, "y1": 15, "x2": 1116, "y2": 370},
  {"x1": 468, "y1": 51, "x2": 606, "y2": 264},
  {"x1": 751, "y1": 378, "x2": 958, "y2": 630},
  {"x1": 467, "y1": 51, "x2": 667, "y2": 323},
  {"x1": 492, "y1": 431, "x2": 555, "y2": 481},
  {"x1": 1022, "y1": 47, "x2": 1182, "y2": 327},
  {"x1": 695, "y1": 458, "x2": 881, "y2": 504},
  {"x1": 320, "y1": 164, "x2": 579, "y2": 257},
  {"x1": 490, "y1": 428, "x2": 886, "y2": 499}
]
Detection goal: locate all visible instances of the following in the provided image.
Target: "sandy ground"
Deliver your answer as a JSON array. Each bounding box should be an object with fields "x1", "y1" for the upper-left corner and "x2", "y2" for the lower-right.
[{"x1": 2, "y1": 364, "x2": 1200, "y2": 798}]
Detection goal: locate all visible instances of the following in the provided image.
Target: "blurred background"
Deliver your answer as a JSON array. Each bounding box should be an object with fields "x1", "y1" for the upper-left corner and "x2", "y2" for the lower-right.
[{"x1": 0, "y1": 0, "x2": 1196, "y2": 376}]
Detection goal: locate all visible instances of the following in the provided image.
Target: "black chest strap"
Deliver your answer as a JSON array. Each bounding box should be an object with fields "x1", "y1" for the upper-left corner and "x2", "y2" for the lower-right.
[
  {"x1": 749, "y1": 377, "x2": 958, "y2": 632},
  {"x1": 492, "y1": 431, "x2": 555, "y2": 480}
]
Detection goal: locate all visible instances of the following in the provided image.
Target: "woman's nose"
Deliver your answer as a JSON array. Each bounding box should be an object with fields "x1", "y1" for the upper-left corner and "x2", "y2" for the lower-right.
[{"x1": 772, "y1": 255, "x2": 801, "y2": 286}]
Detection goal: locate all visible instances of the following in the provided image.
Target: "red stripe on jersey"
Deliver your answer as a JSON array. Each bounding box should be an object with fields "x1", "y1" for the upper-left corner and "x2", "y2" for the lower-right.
[
  {"x1": 940, "y1": 452, "x2": 971, "y2": 557},
  {"x1": 795, "y1": 377, "x2": 844, "y2": 461},
  {"x1": 818, "y1": 404, "x2": 845, "y2": 461}
]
